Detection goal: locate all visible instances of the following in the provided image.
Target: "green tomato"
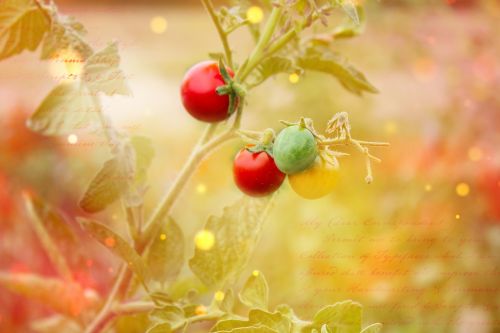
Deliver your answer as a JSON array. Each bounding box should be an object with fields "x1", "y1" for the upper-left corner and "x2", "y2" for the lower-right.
[{"x1": 272, "y1": 125, "x2": 318, "y2": 174}]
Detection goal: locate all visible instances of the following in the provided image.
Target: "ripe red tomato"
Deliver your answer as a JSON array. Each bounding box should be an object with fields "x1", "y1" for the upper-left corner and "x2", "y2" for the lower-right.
[
  {"x1": 180, "y1": 61, "x2": 234, "y2": 122},
  {"x1": 233, "y1": 149, "x2": 285, "y2": 197}
]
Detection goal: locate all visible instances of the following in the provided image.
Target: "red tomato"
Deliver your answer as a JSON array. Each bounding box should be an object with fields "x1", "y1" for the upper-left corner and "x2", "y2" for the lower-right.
[
  {"x1": 180, "y1": 61, "x2": 234, "y2": 122},
  {"x1": 233, "y1": 149, "x2": 285, "y2": 197}
]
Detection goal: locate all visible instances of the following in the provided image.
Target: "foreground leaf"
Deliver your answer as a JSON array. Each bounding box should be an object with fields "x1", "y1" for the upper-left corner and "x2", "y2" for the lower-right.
[
  {"x1": 82, "y1": 42, "x2": 131, "y2": 96},
  {"x1": 146, "y1": 322, "x2": 172, "y2": 333},
  {"x1": 189, "y1": 196, "x2": 273, "y2": 288},
  {"x1": 247, "y1": 57, "x2": 295, "y2": 88},
  {"x1": 130, "y1": 135, "x2": 155, "y2": 184},
  {"x1": 0, "y1": 0, "x2": 49, "y2": 60},
  {"x1": 79, "y1": 157, "x2": 131, "y2": 213},
  {"x1": 27, "y1": 82, "x2": 97, "y2": 135},
  {"x1": 145, "y1": 217, "x2": 185, "y2": 284},
  {"x1": 239, "y1": 271, "x2": 269, "y2": 310},
  {"x1": 310, "y1": 300, "x2": 362, "y2": 333},
  {"x1": 0, "y1": 272, "x2": 92, "y2": 317},
  {"x1": 78, "y1": 218, "x2": 150, "y2": 284}
]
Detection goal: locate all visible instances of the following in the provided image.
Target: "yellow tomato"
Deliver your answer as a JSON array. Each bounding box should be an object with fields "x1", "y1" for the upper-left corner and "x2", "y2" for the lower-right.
[{"x1": 288, "y1": 157, "x2": 339, "y2": 199}]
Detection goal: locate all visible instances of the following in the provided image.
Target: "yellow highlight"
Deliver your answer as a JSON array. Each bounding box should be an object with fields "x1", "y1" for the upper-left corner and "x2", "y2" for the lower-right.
[
  {"x1": 289, "y1": 73, "x2": 300, "y2": 84},
  {"x1": 160, "y1": 233, "x2": 167, "y2": 241},
  {"x1": 456, "y1": 182, "x2": 470, "y2": 197},
  {"x1": 195, "y1": 230, "x2": 215, "y2": 251},
  {"x1": 246, "y1": 6, "x2": 264, "y2": 24},
  {"x1": 196, "y1": 183, "x2": 207, "y2": 194},
  {"x1": 195, "y1": 305, "x2": 207, "y2": 315},
  {"x1": 67, "y1": 134, "x2": 78, "y2": 144},
  {"x1": 468, "y1": 147, "x2": 483, "y2": 161},
  {"x1": 49, "y1": 49, "x2": 83, "y2": 80},
  {"x1": 455, "y1": 214, "x2": 461, "y2": 220},
  {"x1": 150, "y1": 16, "x2": 168, "y2": 34},
  {"x1": 424, "y1": 184, "x2": 432, "y2": 192},
  {"x1": 384, "y1": 121, "x2": 398, "y2": 135},
  {"x1": 214, "y1": 291, "x2": 225, "y2": 301},
  {"x1": 252, "y1": 270, "x2": 259, "y2": 277}
]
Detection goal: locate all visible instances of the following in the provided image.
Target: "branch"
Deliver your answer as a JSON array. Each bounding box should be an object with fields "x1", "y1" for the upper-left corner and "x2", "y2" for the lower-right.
[{"x1": 201, "y1": 0, "x2": 233, "y2": 68}]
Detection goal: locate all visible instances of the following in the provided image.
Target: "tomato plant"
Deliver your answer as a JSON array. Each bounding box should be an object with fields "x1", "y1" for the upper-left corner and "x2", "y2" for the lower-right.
[
  {"x1": 0, "y1": 0, "x2": 388, "y2": 332},
  {"x1": 288, "y1": 156, "x2": 339, "y2": 199},
  {"x1": 233, "y1": 149, "x2": 285, "y2": 197},
  {"x1": 181, "y1": 60, "x2": 236, "y2": 122}
]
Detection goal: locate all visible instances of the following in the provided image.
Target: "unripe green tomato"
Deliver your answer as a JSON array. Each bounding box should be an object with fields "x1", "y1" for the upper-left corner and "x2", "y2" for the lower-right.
[
  {"x1": 288, "y1": 157, "x2": 339, "y2": 199},
  {"x1": 272, "y1": 125, "x2": 318, "y2": 174}
]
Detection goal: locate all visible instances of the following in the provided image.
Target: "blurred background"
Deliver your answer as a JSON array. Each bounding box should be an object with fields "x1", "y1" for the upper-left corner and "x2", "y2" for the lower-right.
[{"x1": 0, "y1": 0, "x2": 499, "y2": 332}]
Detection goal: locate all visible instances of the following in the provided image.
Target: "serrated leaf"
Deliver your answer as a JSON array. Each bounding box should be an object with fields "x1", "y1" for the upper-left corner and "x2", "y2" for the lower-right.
[
  {"x1": 0, "y1": 272, "x2": 91, "y2": 317},
  {"x1": 82, "y1": 42, "x2": 131, "y2": 96},
  {"x1": 79, "y1": 157, "x2": 131, "y2": 213},
  {"x1": 130, "y1": 135, "x2": 155, "y2": 184},
  {"x1": 298, "y1": 51, "x2": 378, "y2": 95},
  {"x1": 0, "y1": 0, "x2": 49, "y2": 60},
  {"x1": 361, "y1": 323, "x2": 383, "y2": 333},
  {"x1": 40, "y1": 13, "x2": 93, "y2": 60},
  {"x1": 248, "y1": 310, "x2": 290, "y2": 333},
  {"x1": 146, "y1": 322, "x2": 172, "y2": 333},
  {"x1": 145, "y1": 217, "x2": 185, "y2": 284},
  {"x1": 239, "y1": 271, "x2": 269, "y2": 310},
  {"x1": 24, "y1": 194, "x2": 74, "y2": 280},
  {"x1": 247, "y1": 57, "x2": 295, "y2": 88},
  {"x1": 189, "y1": 196, "x2": 273, "y2": 288},
  {"x1": 334, "y1": 0, "x2": 359, "y2": 25},
  {"x1": 30, "y1": 315, "x2": 81, "y2": 333},
  {"x1": 310, "y1": 300, "x2": 362, "y2": 333},
  {"x1": 27, "y1": 82, "x2": 97, "y2": 135},
  {"x1": 78, "y1": 218, "x2": 150, "y2": 285}
]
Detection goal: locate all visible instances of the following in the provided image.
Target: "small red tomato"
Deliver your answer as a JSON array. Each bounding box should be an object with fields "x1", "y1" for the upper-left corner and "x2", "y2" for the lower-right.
[
  {"x1": 233, "y1": 149, "x2": 286, "y2": 197},
  {"x1": 180, "y1": 61, "x2": 234, "y2": 122}
]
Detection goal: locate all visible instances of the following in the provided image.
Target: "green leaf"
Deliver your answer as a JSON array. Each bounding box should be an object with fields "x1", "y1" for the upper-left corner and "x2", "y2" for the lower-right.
[
  {"x1": 149, "y1": 304, "x2": 185, "y2": 327},
  {"x1": 215, "y1": 288, "x2": 235, "y2": 313},
  {"x1": 247, "y1": 57, "x2": 295, "y2": 88},
  {"x1": 79, "y1": 156, "x2": 131, "y2": 213},
  {"x1": 298, "y1": 50, "x2": 378, "y2": 95},
  {"x1": 130, "y1": 135, "x2": 155, "y2": 184},
  {"x1": 310, "y1": 300, "x2": 362, "y2": 333},
  {"x1": 239, "y1": 271, "x2": 269, "y2": 310},
  {"x1": 361, "y1": 323, "x2": 383, "y2": 333},
  {"x1": 332, "y1": 6, "x2": 365, "y2": 39},
  {"x1": 23, "y1": 194, "x2": 74, "y2": 280},
  {"x1": 27, "y1": 82, "x2": 97, "y2": 135},
  {"x1": 82, "y1": 41, "x2": 131, "y2": 96},
  {"x1": 40, "y1": 12, "x2": 93, "y2": 60},
  {"x1": 78, "y1": 218, "x2": 150, "y2": 285},
  {"x1": 145, "y1": 217, "x2": 185, "y2": 284},
  {"x1": 0, "y1": 272, "x2": 92, "y2": 317},
  {"x1": 0, "y1": 0, "x2": 49, "y2": 61},
  {"x1": 334, "y1": 0, "x2": 359, "y2": 25},
  {"x1": 146, "y1": 322, "x2": 172, "y2": 333},
  {"x1": 248, "y1": 310, "x2": 290, "y2": 333},
  {"x1": 217, "y1": 326, "x2": 278, "y2": 333},
  {"x1": 189, "y1": 196, "x2": 273, "y2": 288}
]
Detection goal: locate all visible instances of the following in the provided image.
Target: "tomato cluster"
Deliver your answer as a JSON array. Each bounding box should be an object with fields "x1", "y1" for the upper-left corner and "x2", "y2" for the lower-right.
[{"x1": 233, "y1": 125, "x2": 339, "y2": 199}]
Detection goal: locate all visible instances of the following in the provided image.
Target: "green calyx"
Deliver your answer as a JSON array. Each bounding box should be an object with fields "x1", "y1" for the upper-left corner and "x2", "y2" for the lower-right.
[
  {"x1": 216, "y1": 58, "x2": 247, "y2": 116},
  {"x1": 245, "y1": 128, "x2": 275, "y2": 156}
]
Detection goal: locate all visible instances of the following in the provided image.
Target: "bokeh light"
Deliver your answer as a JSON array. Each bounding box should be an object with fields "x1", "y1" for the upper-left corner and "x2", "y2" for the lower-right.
[
  {"x1": 246, "y1": 6, "x2": 264, "y2": 24},
  {"x1": 195, "y1": 230, "x2": 215, "y2": 251},
  {"x1": 150, "y1": 16, "x2": 168, "y2": 34},
  {"x1": 456, "y1": 182, "x2": 470, "y2": 197}
]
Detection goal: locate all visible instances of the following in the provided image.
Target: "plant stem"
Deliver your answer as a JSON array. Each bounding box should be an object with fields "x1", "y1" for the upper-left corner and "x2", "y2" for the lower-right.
[
  {"x1": 201, "y1": 0, "x2": 233, "y2": 68},
  {"x1": 237, "y1": 6, "x2": 283, "y2": 81}
]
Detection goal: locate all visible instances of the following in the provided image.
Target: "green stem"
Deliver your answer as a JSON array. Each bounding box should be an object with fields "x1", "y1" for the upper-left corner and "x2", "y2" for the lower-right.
[
  {"x1": 201, "y1": 0, "x2": 233, "y2": 68},
  {"x1": 236, "y1": 6, "x2": 283, "y2": 81}
]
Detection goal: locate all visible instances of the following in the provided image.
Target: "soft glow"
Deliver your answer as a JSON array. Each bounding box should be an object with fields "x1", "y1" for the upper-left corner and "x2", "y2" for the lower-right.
[
  {"x1": 196, "y1": 183, "x2": 207, "y2": 194},
  {"x1": 160, "y1": 233, "x2": 167, "y2": 241},
  {"x1": 384, "y1": 121, "x2": 398, "y2": 135},
  {"x1": 252, "y1": 270, "x2": 260, "y2": 277},
  {"x1": 105, "y1": 237, "x2": 116, "y2": 248},
  {"x1": 150, "y1": 16, "x2": 168, "y2": 34},
  {"x1": 288, "y1": 73, "x2": 300, "y2": 84},
  {"x1": 214, "y1": 291, "x2": 225, "y2": 301},
  {"x1": 456, "y1": 182, "x2": 470, "y2": 197},
  {"x1": 195, "y1": 305, "x2": 207, "y2": 315},
  {"x1": 195, "y1": 230, "x2": 215, "y2": 251},
  {"x1": 67, "y1": 134, "x2": 78, "y2": 144},
  {"x1": 246, "y1": 6, "x2": 264, "y2": 24},
  {"x1": 455, "y1": 214, "x2": 461, "y2": 220},
  {"x1": 49, "y1": 49, "x2": 84, "y2": 80},
  {"x1": 468, "y1": 147, "x2": 483, "y2": 161},
  {"x1": 425, "y1": 184, "x2": 432, "y2": 192}
]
